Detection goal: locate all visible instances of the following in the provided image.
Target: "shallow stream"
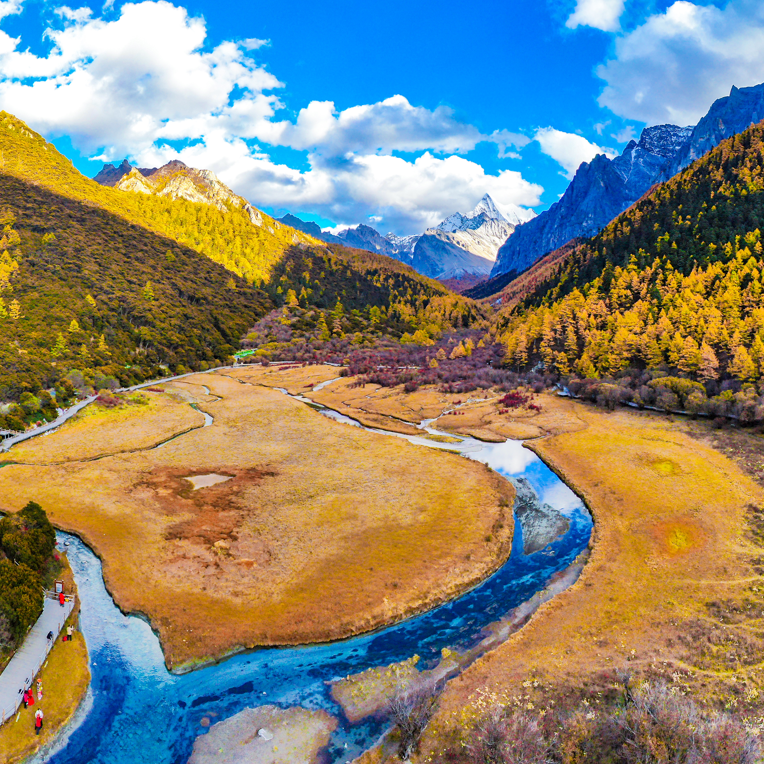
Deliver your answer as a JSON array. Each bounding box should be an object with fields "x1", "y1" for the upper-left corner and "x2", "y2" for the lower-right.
[{"x1": 30, "y1": 386, "x2": 592, "y2": 764}]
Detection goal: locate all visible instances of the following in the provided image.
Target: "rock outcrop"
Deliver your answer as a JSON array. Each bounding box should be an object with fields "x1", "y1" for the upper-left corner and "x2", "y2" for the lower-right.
[
  {"x1": 492, "y1": 124, "x2": 692, "y2": 280},
  {"x1": 94, "y1": 159, "x2": 261, "y2": 221},
  {"x1": 93, "y1": 158, "x2": 133, "y2": 186},
  {"x1": 492, "y1": 82, "x2": 764, "y2": 286},
  {"x1": 412, "y1": 228, "x2": 497, "y2": 279},
  {"x1": 277, "y1": 213, "x2": 340, "y2": 243},
  {"x1": 668, "y1": 83, "x2": 764, "y2": 175}
]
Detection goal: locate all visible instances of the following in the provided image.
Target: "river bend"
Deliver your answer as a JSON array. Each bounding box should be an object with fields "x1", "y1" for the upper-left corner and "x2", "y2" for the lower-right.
[{"x1": 23, "y1": 384, "x2": 593, "y2": 764}]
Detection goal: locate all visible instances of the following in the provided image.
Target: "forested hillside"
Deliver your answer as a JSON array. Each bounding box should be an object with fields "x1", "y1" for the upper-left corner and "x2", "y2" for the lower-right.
[
  {"x1": 0, "y1": 112, "x2": 485, "y2": 414},
  {"x1": 0, "y1": 172, "x2": 273, "y2": 404},
  {"x1": 499, "y1": 122, "x2": 764, "y2": 387},
  {"x1": 0, "y1": 502, "x2": 56, "y2": 656},
  {"x1": 268, "y1": 242, "x2": 479, "y2": 320}
]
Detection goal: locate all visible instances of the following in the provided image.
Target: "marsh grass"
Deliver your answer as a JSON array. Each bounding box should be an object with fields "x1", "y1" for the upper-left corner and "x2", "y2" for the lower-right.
[{"x1": 8, "y1": 391, "x2": 200, "y2": 464}]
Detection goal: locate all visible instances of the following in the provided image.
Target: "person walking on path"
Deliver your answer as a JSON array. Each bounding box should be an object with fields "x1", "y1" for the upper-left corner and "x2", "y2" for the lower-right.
[
  {"x1": 59, "y1": 592, "x2": 65, "y2": 607},
  {"x1": 34, "y1": 708, "x2": 43, "y2": 735},
  {"x1": 66, "y1": 625, "x2": 73, "y2": 642}
]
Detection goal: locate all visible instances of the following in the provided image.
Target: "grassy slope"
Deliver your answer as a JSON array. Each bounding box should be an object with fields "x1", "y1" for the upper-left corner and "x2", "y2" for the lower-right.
[
  {"x1": 0, "y1": 112, "x2": 467, "y2": 305},
  {"x1": 0, "y1": 112, "x2": 319, "y2": 285}
]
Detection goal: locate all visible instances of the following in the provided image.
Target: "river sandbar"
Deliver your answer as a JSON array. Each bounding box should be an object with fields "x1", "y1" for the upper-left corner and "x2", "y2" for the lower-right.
[{"x1": 188, "y1": 705, "x2": 337, "y2": 764}]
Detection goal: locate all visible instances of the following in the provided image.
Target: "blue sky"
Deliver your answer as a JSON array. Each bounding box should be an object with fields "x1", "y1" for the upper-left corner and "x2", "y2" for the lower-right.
[{"x1": 0, "y1": 0, "x2": 762, "y2": 233}]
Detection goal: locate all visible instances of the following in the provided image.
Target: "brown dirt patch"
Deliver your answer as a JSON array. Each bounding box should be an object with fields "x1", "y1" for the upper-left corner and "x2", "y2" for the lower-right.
[{"x1": 138, "y1": 466, "x2": 276, "y2": 547}]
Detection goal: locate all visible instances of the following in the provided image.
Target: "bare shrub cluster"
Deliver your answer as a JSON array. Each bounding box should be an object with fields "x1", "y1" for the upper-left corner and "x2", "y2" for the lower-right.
[
  {"x1": 388, "y1": 683, "x2": 441, "y2": 760},
  {"x1": 440, "y1": 683, "x2": 760, "y2": 764}
]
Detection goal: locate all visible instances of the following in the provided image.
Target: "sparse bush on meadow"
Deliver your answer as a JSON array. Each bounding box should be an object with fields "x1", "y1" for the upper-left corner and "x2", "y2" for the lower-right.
[{"x1": 388, "y1": 683, "x2": 441, "y2": 760}]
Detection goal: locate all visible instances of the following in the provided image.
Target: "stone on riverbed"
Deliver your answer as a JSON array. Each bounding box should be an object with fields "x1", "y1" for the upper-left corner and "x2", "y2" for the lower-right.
[
  {"x1": 188, "y1": 705, "x2": 338, "y2": 764},
  {"x1": 513, "y1": 477, "x2": 570, "y2": 555}
]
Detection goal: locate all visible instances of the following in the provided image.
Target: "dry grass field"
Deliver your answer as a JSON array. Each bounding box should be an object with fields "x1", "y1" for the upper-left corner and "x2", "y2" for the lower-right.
[
  {"x1": 7, "y1": 391, "x2": 202, "y2": 464},
  {"x1": 0, "y1": 371, "x2": 513, "y2": 670},
  {"x1": 408, "y1": 398, "x2": 764, "y2": 761}
]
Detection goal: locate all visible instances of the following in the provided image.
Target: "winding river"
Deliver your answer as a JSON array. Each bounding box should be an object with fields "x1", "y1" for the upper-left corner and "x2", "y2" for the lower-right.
[{"x1": 23, "y1": 381, "x2": 592, "y2": 764}]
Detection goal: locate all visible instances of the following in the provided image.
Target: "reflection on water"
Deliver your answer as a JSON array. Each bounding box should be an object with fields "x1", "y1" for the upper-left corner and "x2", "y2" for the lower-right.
[
  {"x1": 36, "y1": 395, "x2": 592, "y2": 764},
  {"x1": 183, "y1": 474, "x2": 233, "y2": 491}
]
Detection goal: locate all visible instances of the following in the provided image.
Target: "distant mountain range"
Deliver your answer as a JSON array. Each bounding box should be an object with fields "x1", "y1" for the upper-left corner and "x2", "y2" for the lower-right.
[
  {"x1": 91, "y1": 80, "x2": 764, "y2": 305},
  {"x1": 279, "y1": 194, "x2": 534, "y2": 287},
  {"x1": 486, "y1": 82, "x2": 764, "y2": 295}
]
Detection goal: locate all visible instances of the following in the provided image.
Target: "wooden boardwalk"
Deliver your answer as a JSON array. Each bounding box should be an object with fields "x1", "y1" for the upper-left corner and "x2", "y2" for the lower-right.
[{"x1": 0, "y1": 594, "x2": 75, "y2": 723}]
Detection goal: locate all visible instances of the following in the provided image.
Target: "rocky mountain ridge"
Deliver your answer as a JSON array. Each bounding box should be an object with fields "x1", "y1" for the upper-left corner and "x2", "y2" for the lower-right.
[
  {"x1": 280, "y1": 194, "x2": 529, "y2": 285},
  {"x1": 491, "y1": 82, "x2": 764, "y2": 288},
  {"x1": 412, "y1": 198, "x2": 522, "y2": 280},
  {"x1": 95, "y1": 159, "x2": 265, "y2": 225}
]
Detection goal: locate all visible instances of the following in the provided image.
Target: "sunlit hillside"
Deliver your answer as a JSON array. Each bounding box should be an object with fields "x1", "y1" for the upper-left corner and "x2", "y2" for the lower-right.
[{"x1": 499, "y1": 122, "x2": 764, "y2": 384}]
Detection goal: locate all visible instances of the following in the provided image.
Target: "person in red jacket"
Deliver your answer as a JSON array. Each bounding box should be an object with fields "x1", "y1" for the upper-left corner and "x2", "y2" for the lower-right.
[
  {"x1": 34, "y1": 708, "x2": 43, "y2": 735},
  {"x1": 59, "y1": 592, "x2": 65, "y2": 607}
]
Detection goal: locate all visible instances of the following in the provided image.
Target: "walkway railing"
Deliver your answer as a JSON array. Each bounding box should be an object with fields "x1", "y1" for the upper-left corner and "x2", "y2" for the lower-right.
[{"x1": 0, "y1": 594, "x2": 75, "y2": 724}]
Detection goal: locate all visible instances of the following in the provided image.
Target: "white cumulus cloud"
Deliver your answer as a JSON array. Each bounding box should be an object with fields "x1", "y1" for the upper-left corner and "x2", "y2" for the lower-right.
[
  {"x1": 597, "y1": 0, "x2": 764, "y2": 125},
  {"x1": 566, "y1": 0, "x2": 625, "y2": 32},
  {"x1": 535, "y1": 127, "x2": 614, "y2": 178},
  {"x1": 0, "y1": 0, "x2": 22, "y2": 21},
  {"x1": 0, "y1": 0, "x2": 539, "y2": 234},
  {"x1": 0, "y1": 1, "x2": 283, "y2": 156},
  {"x1": 140, "y1": 138, "x2": 543, "y2": 233},
  {"x1": 262, "y1": 95, "x2": 497, "y2": 156}
]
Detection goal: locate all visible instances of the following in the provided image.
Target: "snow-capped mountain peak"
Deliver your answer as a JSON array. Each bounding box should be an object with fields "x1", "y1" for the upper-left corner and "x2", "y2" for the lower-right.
[
  {"x1": 437, "y1": 194, "x2": 534, "y2": 234},
  {"x1": 470, "y1": 193, "x2": 505, "y2": 221}
]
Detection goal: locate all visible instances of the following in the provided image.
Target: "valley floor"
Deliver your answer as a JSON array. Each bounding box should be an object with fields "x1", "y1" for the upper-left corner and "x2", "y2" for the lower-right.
[
  {"x1": 3, "y1": 365, "x2": 760, "y2": 763},
  {"x1": 395, "y1": 397, "x2": 764, "y2": 762},
  {"x1": 0, "y1": 367, "x2": 514, "y2": 670}
]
